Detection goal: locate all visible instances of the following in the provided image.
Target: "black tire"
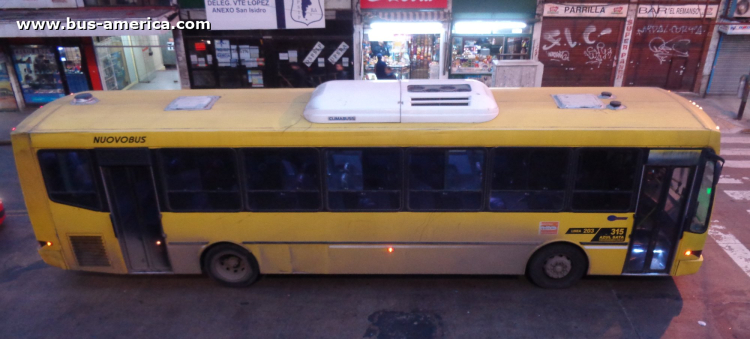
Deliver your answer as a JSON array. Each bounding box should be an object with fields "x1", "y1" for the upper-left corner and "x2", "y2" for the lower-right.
[
  {"x1": 526, "y1": 244, "x2": 587, "y2": 289},
  {"x1": 203, "y1": 244, "x2": 260, "y2": 287}
]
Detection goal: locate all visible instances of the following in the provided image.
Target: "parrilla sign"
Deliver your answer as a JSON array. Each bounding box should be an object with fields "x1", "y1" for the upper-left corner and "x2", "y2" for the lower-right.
[{"x1": 543, "y1": 3, "x2": 628, "y2": 17}]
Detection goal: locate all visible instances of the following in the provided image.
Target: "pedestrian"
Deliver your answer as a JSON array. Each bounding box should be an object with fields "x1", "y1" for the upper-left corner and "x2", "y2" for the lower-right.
[
  {"x1": 375, "y1": 54, "x2": 387, "y2": 80},
  {"x1": 334, "y1": 63, "x2": 349, "y2": 80},
  {"x1": 289, "y1": 62, "x2": 312, "y2": 88},
  {"x1": 383, "y1": 66, "x2": 398, "y2": 80}
]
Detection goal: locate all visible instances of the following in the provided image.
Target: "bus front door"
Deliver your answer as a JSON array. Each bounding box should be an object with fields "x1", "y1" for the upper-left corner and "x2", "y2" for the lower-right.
[
  {"x1": 97, "y1": 149, "x2": 172, "y2": 273},
  {"x1": 624, "y1": 165, "x2": 693, "y2": 273}
]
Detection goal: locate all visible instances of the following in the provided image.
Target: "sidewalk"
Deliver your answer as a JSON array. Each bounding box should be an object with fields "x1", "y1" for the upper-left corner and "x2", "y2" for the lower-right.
[
  {"x1": 678, "y1": 92, "x2": 750, "y2": 134},
  {"x1": 0, "y1": 107, "x2": 39, "y2": 146}
]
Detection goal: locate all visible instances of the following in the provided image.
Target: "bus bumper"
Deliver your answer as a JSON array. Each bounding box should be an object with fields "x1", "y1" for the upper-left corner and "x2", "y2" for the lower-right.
[
  {"x1": 39, "y1": 248, "x2": 68, "y2": 270},
  {"x1": 674, "y1": 255, "x2": 703, "y2": 276}
]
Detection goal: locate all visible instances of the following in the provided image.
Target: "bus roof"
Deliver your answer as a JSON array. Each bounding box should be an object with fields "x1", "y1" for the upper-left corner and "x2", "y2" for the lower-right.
[{"x1": 13, "y1": 85, "x2": 721, "y2": 150}]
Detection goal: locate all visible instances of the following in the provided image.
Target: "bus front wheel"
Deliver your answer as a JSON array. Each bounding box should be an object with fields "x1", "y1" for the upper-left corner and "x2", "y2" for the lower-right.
[
  {"x1": 527, "y1": 244, "x2": 587, "y2": 289},
  {"x1": 203, "y1": 244, "x2": 260, "y2": 287}
]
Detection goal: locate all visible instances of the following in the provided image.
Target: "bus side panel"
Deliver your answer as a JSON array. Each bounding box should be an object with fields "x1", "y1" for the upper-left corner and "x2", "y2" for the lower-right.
[
  {"x1": 47, "y1": 204, "x2": 128, "y2": 274},
  {"x1": 672, "y1": 232, "x2": 708, "y2": 276},
  {"x1": 11, "y1": 134, "x2": 68, "y2": 270},
  {"x1": 163, "y1": 212, "x2": 633, "y2": 276}
]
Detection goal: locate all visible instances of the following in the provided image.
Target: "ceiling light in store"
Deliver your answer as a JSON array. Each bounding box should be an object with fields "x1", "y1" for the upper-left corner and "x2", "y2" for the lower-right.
[
  {"x1": 454, "y1": 21, "x2": 528, "y2": 34},
  {"x1": 369, "y1": 22, "x2": 443, "y2": 34}
]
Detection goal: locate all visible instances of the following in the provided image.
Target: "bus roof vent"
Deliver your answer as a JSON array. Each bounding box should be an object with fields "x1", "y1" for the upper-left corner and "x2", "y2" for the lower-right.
[
  {"x1": 165, "y1": 96, "x2": 220, "y2": 111},
  {"x1": 552, "y1": 94, "x2": 605, "y2": 109},
  {"x1": 304, "y1": 79, "x2": 498, "y2": 123},
  {"x1": 71, "y1": 93, "x2": 98, "y2": 105}
]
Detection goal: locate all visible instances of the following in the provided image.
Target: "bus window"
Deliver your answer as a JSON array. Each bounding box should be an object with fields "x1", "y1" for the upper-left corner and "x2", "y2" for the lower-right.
[
  {"x1": 160, "y1": 149, "x2": 241, "y2": 211},
  {"x1": 244, "y1": 148, "x2": 321, "y2": 211},
  {"x1": 408, "y1": 149, "x2": 485, "y2": 211},
  {"x1": 689, "y1": 160, "x2": 716, "y2": 233},
  {"x1": 38, "y1": 150, "x2": 101, "y2": 210},
  {"x1": 572, "y1": 148, "x2": 639, "y2": 211},
  {"x1": 489, "y1": 148, "x2": 569, "y2": 211},
  {"x1": 326, "y1": 149, "x2": 402, "y2": 211}
]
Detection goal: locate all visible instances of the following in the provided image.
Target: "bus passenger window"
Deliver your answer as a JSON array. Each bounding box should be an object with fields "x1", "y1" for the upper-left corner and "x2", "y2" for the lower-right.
[
  {"x1": 244, "y1": 148, "x2": 321, "y2": 211},
  {"x1": 489, "y1": 148, "x2": 568, "y2": 211},
  {"x1": 326, "y1": 149, "x2": 401, "y2": 211},
  {"x1": 572, "y1": 148, "x2": 639, "y2": 211},
  {"x1": 160, "y1": 149, "x2": 240, "y2": 211},
  {"x1": 38, "y1": 150, "x2": 101, "y2": 210},
  {"x1": 408, "y1": 149, "x2": 485, "y2": 211}
]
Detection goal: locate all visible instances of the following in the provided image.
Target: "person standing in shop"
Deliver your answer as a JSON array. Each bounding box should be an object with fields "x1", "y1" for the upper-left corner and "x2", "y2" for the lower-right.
[{"x1": 375, "y1": 54, "x2": 387, "y2": 80}]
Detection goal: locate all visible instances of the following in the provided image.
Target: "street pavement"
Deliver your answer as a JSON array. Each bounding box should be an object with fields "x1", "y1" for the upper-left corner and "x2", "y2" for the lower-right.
[{"x1": 1, "y1": 95, "x2": 750, "y2": 338}]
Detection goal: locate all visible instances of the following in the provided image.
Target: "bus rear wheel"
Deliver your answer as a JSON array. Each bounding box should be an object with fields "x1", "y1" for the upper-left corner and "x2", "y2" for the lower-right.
[
  {"x1": 203, "y1": 244, "x2": 260, "y2": 287},
  {"x1": 527, "y1": 244, "x2": 587, "y2": 289}
]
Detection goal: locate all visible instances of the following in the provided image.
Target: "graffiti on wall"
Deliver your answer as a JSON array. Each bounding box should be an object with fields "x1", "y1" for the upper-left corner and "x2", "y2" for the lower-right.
[
  {"x1": 648, "y1": 37, "x2": 690, "y2": 63},
  {"x1": 543, "y1": 24, "x2": 615, "y2": 67}
]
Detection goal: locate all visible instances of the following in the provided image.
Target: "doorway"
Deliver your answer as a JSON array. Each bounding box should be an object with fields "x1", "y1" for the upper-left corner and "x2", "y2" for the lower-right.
[
  {"x1": 624, "y1": 166, "x2": 693, "y2": 273},
  {"x1": 101, "y1": 157, "x2": 171, "y2": 273}
]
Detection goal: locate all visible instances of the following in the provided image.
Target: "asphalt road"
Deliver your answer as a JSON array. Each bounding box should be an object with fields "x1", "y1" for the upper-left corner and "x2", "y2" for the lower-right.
[{"x1": 1, "y1": 136, "x2": 750, "y2": 339}]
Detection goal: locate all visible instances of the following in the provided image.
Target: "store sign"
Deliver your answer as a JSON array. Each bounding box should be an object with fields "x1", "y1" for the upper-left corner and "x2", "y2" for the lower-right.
[
  {"x1": 360, "y1": 0, "x2": 448, "y2": 10},
  {"x1": 614, "y1": 6, "x2": 637, "y2": 86},
  {"x1": 636, "y1": 4, "x2": 719, "y2": 18},
  {"x1": 328, "y1": 42, "x2": 349, "y2": 64},
  {"x1": 543, "y1": 3, "x2": 628, "y2": 17},
  {"x1": 303, "y1": 42, "x2": 325, "y2": 67},
  {"x1": 719, "y1": 22, "x2": 750, "y2": 35},
  {"x1": 3, "y1": 0, "x2": 77, "y2": 8},
  {"x1": 204, "y1": 0, "x2": 324, "y2": 30}
]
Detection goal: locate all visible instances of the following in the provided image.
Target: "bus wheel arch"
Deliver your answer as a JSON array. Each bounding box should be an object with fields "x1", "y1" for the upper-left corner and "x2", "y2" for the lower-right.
[
  {"x1": 200, "y1": 242, "x2": 260, "y2": 287},
  {"x1": 525, "y1": 241, "x2": 589, "y2": 289}
]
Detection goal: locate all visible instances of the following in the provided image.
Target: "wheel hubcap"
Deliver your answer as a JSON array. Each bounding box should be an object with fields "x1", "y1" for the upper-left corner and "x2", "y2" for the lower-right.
[
  {"x1": 544, "y1": 255, "x2": 572, "y2": 279},
  {"x1": 213, "y1": 253, "x2": 250, "y2": 283}
]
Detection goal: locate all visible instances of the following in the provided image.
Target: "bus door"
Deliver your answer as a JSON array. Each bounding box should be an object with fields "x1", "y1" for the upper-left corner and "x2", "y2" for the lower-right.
[
  {"x1": 96, "y1": 149, "x2": 172, "y2": 273},
  {"x1": 624, "y1": 150, "x2": 701, "y2": 274}
]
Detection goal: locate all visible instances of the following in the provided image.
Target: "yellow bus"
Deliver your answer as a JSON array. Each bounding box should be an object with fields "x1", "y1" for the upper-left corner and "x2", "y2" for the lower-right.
[{"x1": 12, "y1": 80, "x2": 723, "y2": 288}]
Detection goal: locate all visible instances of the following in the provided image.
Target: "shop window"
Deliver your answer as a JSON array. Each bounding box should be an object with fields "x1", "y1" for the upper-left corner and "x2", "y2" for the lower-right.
[
  {"x1": 11, "y1": 46, "x2": 65, "y2": 104},
  {"x1": 490, "y1": 148, "x2": 569, "y2": 211},
  {"x1": 408, "y1": 149, "x2": 485, "y2": 211},
  {"x1": 572, "y1": 149, "x2": 640, "y2": 211},
  {"x1": 160, "y1": 149, "x2": 241, "y2": 211},
  {"x1": 326, "y1": 149, "x2": 402, "y2": 211},
  {"x1": 244, "y1": 148, "x2": 322, "y2": 211},
  {"x1": 362, "y1": 34, "x2": 441, "y2": 80},
  {"x1": 38, "y1": 150, "x2": 101, "y2": 210},
  {"x1": 0, "y1": 60, "x2": 18, "y2": 111},
  {"x1": 60, "y1": 47, "x2": 88, "y2": 94}
]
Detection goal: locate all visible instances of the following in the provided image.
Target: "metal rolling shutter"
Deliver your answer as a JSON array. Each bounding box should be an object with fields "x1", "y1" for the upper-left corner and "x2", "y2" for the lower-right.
[
  {"x1": 708, "y1": 35, "x2": 750, "y2": 94},
  {"x1": 539, "y1": 18, "x2": 623, "y2": 87}
]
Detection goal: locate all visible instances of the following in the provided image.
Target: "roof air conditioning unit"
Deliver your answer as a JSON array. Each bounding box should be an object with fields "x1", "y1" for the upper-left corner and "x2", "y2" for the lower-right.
[{"x1": 304, "y1": 79, "x2": 499, "y2": 123}]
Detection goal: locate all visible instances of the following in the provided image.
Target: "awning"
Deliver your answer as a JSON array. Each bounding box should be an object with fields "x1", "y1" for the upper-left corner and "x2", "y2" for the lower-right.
[
  {"x1": 362, "y1": 11, "x2": 451, "y2": 22},
  {"x1": 0, "y1": 8, "x2": 178, "y2": 38}
]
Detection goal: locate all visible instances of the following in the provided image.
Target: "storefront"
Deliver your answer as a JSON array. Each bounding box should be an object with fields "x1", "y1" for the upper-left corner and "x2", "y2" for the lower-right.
[
  {"x1": 93, "y1": 34, "x2": 178, "y2": 91},
  {"x1": 707, "y1": 16, "x2": 750, "y2": 94},
  {"x1": 449, "y1": 0, "x2": 536, "y2": 85},
  {"x1": 624, "y1": 4, "x2": 717, "y2": 91},
  {"x1": 0, "y1": 52, "x2": 19, "y2": 111},
  {"x1": 6, "y1": 38, "x2": 95, "y2": 105},
  {"x1": 182, "y1": 20, "x2": 353, "y2": 89},
  {"x1": 0, "y1": 7, "x2": 178, "y2": 105},
  {"x1": 357, "y1": 0, "x2": 450, "y2": 80},
  {"x1": 538, "y1": 3, "x2": 628, "y2": 87}
]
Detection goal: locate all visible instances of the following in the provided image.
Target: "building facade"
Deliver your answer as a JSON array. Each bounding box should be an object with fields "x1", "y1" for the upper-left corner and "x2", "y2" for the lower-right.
[{"x1": 0, "y1": 1, "x2": 179, "y2": 109}]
